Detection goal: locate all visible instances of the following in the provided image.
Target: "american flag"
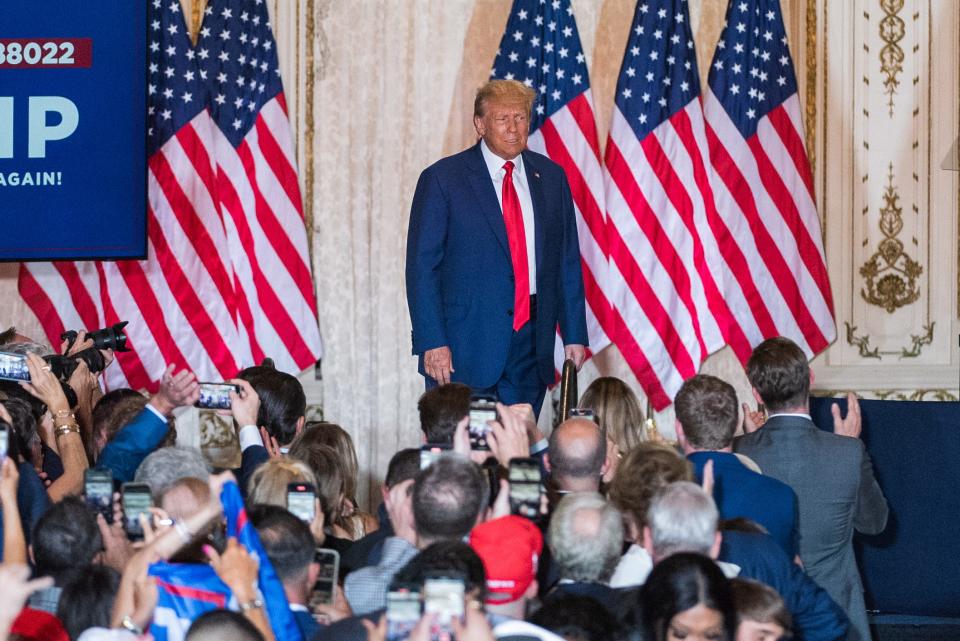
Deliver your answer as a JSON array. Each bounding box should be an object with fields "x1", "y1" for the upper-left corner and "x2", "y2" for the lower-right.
[
  {"x1": 18, "y1": 0, "x2": 322, "y2": 391},
  {"x1": 703, "y1": 0, "x2": 834, "y2": 365},
  {"x1": 603, "y1": 0, "x2": 745, "y2": 410},
  {"x1": 489, "y1": 0, "x2": 614, "y2": 369}
]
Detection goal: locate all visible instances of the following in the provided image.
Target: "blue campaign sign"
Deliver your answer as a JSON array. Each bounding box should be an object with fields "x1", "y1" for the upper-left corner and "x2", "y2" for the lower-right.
[{"x1": 0, "y1": 2, "x2": 147, "y2": 260}]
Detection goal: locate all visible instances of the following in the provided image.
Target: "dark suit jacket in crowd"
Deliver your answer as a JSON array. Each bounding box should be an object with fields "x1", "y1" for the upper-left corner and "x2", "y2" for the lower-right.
[
  {"x1": 721, "y1": 530, "x2": 848, "y2": 641},
  {"x1": 689, "y1": 450, "x2": 799, "y2": 557},
  {"x1": 734, "y1": 415, "x2": 888, "y2": 641}
]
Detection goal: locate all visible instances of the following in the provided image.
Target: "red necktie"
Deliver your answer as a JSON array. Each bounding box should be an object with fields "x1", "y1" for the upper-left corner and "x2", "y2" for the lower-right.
[{"x1": 501, "y1": 160, "x2": 530, "y2": 330}]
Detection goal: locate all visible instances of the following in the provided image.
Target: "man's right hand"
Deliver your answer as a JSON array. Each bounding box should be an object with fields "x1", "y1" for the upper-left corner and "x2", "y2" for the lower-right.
[{"x1": 424, "y1": 346, "x2": 454, "y2": 385}]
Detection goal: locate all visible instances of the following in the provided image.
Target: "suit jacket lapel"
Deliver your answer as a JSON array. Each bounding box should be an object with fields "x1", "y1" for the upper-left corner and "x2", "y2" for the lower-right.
[
  {"x1": 466, "y1": 143, "x2": 511, "y2": 260},
  {"x1": 522, "y1": 150, "x2": 546, "y2": 278}
]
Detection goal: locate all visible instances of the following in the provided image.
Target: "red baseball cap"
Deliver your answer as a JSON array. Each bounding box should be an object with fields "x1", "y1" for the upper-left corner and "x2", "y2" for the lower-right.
[
  {"x1": 470, "y1": 515, "x2": 543, "y2": 604},
  {"x1": 11, "y1": 607, "x2": 69, "y2": 641}
]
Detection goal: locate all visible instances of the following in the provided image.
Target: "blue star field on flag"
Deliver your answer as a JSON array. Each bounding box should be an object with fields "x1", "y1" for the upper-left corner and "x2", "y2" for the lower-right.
[
  {"x1": 613, "y1": 0, "x2": 701, "y2": 141},
  {"x1": 707, "y1": 0, "x2": 799, "y2": 138},
  {"x1": 489, "y1": 0, "x2": 590, "y2": 134}
]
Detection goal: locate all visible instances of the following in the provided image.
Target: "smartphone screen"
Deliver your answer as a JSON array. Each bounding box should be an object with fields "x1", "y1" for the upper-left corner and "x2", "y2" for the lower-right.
[
  {"x1": 386, "y1": 589, "x2": 421, "y2": 641},
  {"x1": 568, "y1": 407, "x2": 597, "y2": 422},
  {"x1": 509, "y1": 457, "x2": 542, "y2": 520},
  {"x1": 420, "y1": 444, "x2": 450, "y2": 470},
  {"x1": 286, "y1": 483, "x2": 316, "y2": 523},
  {"x1": 122, "y1": 482, "x2": 153, "y2": 539},
  {"x1": 84, "y1": 469, "x2": 114, "y2": 524},
  {"x1": 308, "y1": 548, "x2": 340, "y2": 609},
  {"x1": 195, "y1": 382, "x2": 240, "y2": 410},
  {"x1": 468, "y1": 396, "x2": 497, "y2": 451},
  {"x1": 0, "y1": 352, "x2": 30, "y2": 382},
  {"x1": 0, "y1": 424, "x2": 8, "y2": 461},
  {"x1": 423, "y1": 577, "x2": 465, "y2": 641}
]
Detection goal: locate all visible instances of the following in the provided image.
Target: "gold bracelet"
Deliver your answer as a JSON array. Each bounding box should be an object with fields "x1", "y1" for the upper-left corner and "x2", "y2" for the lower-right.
[
  {"x1": 54, "y1": 425, "x2": 80, "y2": 438},
  {"x1": 54, "y1": 409, "x2": 75, "y2": 419}
]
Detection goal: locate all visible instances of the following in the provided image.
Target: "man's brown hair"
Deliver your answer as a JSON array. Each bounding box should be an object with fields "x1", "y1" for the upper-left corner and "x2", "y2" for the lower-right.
[
  {"x1": 674, "y1": 374, "x2": 738, "y2": 450},
  {"x1": 417, "y1": 383, "x2": 471, "y2": 444},
  {"x1": 745, "y1": 337, "x2": 809, "y2": 413},
  {"x1": 730, "y1": 578, "x2": 793, "y2": 637},
  {"x1": 474, "y1": 79, "x2": 536, "y2": 118},
  {"x1": 607, "y1": 443, "x2": 693, "y2": 532}
]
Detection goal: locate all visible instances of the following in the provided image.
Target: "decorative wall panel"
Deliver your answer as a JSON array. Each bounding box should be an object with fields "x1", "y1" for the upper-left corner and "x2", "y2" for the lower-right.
[{"x1": 809, "y1": 0, "x2": 959, "y2": 394}]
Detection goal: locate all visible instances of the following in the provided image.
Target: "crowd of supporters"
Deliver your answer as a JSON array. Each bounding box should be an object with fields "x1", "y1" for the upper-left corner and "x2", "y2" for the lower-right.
[{"x1": 0, "y1": 327, "x2": 884, "y2": 641}]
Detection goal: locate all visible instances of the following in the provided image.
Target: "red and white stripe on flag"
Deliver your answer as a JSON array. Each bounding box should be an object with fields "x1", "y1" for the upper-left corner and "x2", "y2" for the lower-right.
[
  {"x1": 702, "y1": 0, "x2": 835, "y2": 363},
  {"x1": 17, "y1": 0, "x2": 321, "y2": 392}
]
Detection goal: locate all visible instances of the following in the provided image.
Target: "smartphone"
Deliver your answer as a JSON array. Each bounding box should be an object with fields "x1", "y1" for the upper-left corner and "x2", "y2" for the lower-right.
[
  {"x1": 286, "y1": 483, "x2": 316, "y2": 523},
  {"x1": 468, "y1": 394, "x2": 497, "y2": 451},
  {"x1": 420, "y1": 444, "x2": 451, "y2": 470},
  {"x1": 0, "y1": 352, "x2": 30, "y2": 382},
  {"x1": 84, "y1": 468, "x2": 114, "y2": 524},
  {"x1": 308, "y1": 548, "x2": 340, "y2": 609},
  {"x1": 195, "y1": 382, "x2": 240, "y2": 410},
  {"x1": 568, "y1": 407, "x2": 597, "y2": 422},
  {"x1": 423, "y1": 576, "x2": 465, "y2": 641},
  {"x1": 0, "y1": 423, "x2": 8, "y2": 461},
  {"x1": 386, "y1": 588, "x2": 421, "y2": 641},
  {"x1": 508, "y1": 457, "x2": 542, "y2": 520},
  {"x1": 121, "y1": 482, "x2": 153, "y2": 540}
]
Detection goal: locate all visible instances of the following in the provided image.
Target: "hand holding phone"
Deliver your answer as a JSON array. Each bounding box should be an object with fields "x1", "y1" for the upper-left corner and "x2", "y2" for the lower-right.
[
  {"x1": 121, "y1": 482, "x2": 153, "y2": 539},
  {"x1": 287, "y1": 483, "x2": 316, "y2": 523},
  {"x1": 468, "y1": 395, "x2": 497, "y2": 451},
  {"x1": 386, "y1": 589, "x2": 421, "y2": 641},
  {"x1": 508, "y1": 457, "x2": 542, "y2": 520},
  {"x1": 84, "y1": 468, "x2": 114, "y2": 524},
  {"x1": 308, "y1": 548, "x2": 340, "y2": 610},
  {"x1": 423, "y1": 576, "x2": 465, "y2": 641},
  {"x1": 195, "y1": 382, "x2": 241, "y2": 410}
]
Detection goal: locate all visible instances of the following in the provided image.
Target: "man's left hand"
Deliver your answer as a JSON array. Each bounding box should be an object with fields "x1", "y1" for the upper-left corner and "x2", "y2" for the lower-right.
[{"x1": 564, "y1": 344, "x2": 586, "y2": 370}]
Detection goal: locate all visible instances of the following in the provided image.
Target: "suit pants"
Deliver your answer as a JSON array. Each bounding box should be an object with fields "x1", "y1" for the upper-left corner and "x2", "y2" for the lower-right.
[{"x1": 426, "y1": 296, "x2": 546, "y2": 416}]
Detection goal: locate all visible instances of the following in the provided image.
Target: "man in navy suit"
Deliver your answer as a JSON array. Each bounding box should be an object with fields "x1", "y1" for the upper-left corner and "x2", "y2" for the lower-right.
[
  {"x1": 674, "y1": 374, "x2": 799, "y2": 558},
  {"x1": 405, "y1": 79, "x2": 588, "y2": 413}
]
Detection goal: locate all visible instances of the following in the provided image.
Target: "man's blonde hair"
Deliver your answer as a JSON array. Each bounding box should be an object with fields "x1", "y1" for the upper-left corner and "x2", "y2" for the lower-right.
[{"x1": 474, "y1": 79, "x2": 536, "y2": 118}]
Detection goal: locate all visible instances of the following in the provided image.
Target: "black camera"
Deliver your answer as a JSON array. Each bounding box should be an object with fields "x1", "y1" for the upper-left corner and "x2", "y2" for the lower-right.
[{"x1": 43, "y1": 322, "x2": 131, "y2": 381}]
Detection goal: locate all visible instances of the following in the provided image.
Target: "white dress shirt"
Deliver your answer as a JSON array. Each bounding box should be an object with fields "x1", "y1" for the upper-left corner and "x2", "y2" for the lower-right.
[{"x1": 480, "y1": 139, "x2": 537, "y2": 294}]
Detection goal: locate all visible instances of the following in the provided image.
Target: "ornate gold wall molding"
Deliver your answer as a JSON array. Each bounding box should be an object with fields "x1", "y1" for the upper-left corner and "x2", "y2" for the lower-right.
[
  {"x1": 804, "y1": 0, "x2": 817, "y2": 170},
  {"x1": 878, "y1": 0, "x2": 906, "y2": 116},
  {"x1": 859, "y1": 163, "x2": 922, "y2": 313}
]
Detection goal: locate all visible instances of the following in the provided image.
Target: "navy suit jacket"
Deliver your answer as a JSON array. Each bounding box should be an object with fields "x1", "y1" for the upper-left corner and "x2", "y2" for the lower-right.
[
  {"x1": 97, "y1": 406, "x2": 168, "y2": 483},
  {"x1": 721, "y1": 530, "x2": 848, "y2": 641},
  {"x1": 405, "y1": 142, "x2": 588, "y2": 387},
  {"x1": 689, "y1": 451, "x2": 799, "y2": 557}
]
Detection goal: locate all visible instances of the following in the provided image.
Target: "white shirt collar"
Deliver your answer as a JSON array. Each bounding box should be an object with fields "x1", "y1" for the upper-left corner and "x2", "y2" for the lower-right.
[
  {"x1": 480, "y1": 139, "x2": 524, "y2": 182},
  {"x1": 767, "y1": 412, "x2": 812, "y2": 421}
]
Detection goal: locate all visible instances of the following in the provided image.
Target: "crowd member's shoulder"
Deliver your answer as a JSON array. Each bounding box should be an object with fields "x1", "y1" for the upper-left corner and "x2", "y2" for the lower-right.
[{"x1": 312, "y1": 609, "x2": 382, "y2": 641}]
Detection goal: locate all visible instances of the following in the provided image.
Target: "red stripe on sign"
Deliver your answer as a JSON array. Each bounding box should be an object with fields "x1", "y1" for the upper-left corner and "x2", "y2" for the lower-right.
[
  {"x1": 0, "y1": 39, "x2": 92, "y2": 68},
  {"x1": 154, "y1": 579, "x2": 227, "y2": 608}
]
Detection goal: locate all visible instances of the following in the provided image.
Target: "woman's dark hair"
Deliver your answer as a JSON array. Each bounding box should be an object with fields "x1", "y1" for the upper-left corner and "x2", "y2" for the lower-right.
[
  {"x1": 531, "y1": 594, "x2": 618, "y2": 641},
  {"x1": 640, "y1": 553, "x2": 736, "y2": 641},
  {"x1": 56, "y1": 564, "x2": 120, "y2": 640}
]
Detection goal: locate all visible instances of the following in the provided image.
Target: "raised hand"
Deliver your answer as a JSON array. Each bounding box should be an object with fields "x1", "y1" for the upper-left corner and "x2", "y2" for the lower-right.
[
  {"x1": 832, "y1": 392, "x2": 862, "y2": 439},
  {"x1": 149, "y1": 364, "x2": 200, "y2": 416}
]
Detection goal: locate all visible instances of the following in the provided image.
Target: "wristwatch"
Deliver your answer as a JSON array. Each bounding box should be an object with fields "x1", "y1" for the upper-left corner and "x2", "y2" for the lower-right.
[{"x1": 238, "y1": 597, "x2": 264, "y2": 612}]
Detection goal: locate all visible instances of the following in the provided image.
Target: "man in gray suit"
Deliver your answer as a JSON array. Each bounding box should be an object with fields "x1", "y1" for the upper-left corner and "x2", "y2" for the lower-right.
[{"x1": 734, "y1": 337, "x2": 888, "y2": 641}]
